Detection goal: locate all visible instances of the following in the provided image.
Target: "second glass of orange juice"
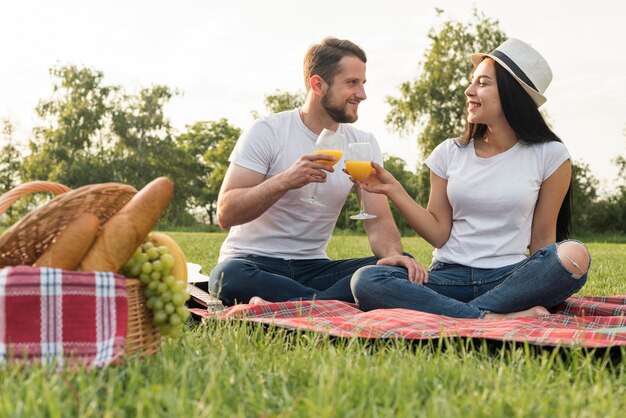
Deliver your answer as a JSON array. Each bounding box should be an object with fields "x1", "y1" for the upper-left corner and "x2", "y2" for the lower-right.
[{"x1": 345, "y1": 142, "x2": 377, "y2": 220}]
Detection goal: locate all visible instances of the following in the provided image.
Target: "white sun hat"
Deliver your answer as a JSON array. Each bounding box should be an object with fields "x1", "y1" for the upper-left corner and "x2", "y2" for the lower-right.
[{"x1": 470, "y1": 38, "x2": 552, "y2": 107}]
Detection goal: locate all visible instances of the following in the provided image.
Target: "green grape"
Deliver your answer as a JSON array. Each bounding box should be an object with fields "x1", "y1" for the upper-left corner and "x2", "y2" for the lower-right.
[
  {"x1": 146, "y1": 247, "x2": 160, "y2": 260},
  {"x1": 139, "y1": 273, "x2": 151, "y2": 284},
  {"x1": 173, "y1": 280, "x2": 186, "y2": 292},
  {"x1": 141, "y1": 261, "x2": 153, "y2": 274},
  {"x1": 172, "y1": 293, "x2": 185, "y2": 307},
  {"x1": 169, "y1": 314, "x2": 182, "y2": 326},
  {"x1": 122, "y1": 237, "x2": 190, "y2": 338},
  {"x1": 123, "y1": 259, "x2": 134, "y2": 272},
  {"x1": 152, "y1": 260, "x2": 163, "y2": 272},
  {"x1": 163, "y1": 275, "x2": 176, "y2": 287},
  {"x1": 153, "y1": 310, "x2": 167, "y2": 325},
  {"x1": 130, "y1": 264, "x2": 142, "y2": 277},
  {"x1": 160, "y1": 254, "x2": 175, "y2": 270},
  {"x1": 152, "y1": 298, "x2": 164, "y2": 311},
  {"x1": 176, "y1": 306, "x2": 190, "y2": 320}
]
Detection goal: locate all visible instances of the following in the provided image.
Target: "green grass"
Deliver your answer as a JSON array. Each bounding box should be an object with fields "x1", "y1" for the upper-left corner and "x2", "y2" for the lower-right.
[{"x1": 2, "y1": 233, "x2": 626, "y2": 417}]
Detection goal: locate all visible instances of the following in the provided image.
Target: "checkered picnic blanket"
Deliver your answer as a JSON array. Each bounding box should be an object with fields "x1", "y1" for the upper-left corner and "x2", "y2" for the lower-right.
[
  {"x1": 199, "y1": 295, "x2": 626, "y2": 348},
  {"x1": 0, "y1": 266, "x2": 127, "y2": 367}
]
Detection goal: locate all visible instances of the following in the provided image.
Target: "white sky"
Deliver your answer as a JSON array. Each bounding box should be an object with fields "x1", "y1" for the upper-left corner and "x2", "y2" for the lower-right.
[{"x1": 1, "y1": 0, "x2": 625, "y2": 192}]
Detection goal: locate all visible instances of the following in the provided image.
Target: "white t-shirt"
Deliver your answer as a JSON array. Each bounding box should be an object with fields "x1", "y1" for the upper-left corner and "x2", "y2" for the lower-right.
[
  {"x1": 425, "y1": 138, "x2": 570, "y2": 268},
  {"x1": 218, "y1": 109, "x2": 383, "y2": 262}
]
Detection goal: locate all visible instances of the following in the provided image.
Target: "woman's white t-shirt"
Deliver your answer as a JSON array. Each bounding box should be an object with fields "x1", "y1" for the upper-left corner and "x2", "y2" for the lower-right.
[{"x1": 425, "y1": 138, "x2": 570, "y2": 268}]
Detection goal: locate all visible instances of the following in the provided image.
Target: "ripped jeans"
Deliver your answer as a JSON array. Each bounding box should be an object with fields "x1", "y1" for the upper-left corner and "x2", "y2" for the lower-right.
[{"x1": 351, "y1": 241, "x2": 590, "y2": 318}]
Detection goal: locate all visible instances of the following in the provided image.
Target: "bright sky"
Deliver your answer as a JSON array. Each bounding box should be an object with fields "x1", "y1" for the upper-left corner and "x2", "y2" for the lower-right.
[{"x1": 1, "y1": 0, "x2": 625, "y2": 191}]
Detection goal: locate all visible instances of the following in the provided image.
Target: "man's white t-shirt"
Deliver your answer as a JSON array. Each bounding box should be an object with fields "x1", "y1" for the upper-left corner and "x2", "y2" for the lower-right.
[
  {"x1": 218, "y1": 109, "x2": 383, "y2": 262},
  {"x1": 425, "y1": 138, "x2": 570, "y2": 268}
]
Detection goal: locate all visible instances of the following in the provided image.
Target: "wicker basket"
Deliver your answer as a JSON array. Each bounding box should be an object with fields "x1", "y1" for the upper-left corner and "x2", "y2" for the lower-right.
[{"x1": 0, "y1": 181, "x2": 162, "y2": 357}]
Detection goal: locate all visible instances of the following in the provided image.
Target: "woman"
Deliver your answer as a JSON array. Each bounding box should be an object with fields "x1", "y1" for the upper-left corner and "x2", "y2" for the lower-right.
[{"x1": 350, "y1": 38, "x2": 590, "y2": 319}]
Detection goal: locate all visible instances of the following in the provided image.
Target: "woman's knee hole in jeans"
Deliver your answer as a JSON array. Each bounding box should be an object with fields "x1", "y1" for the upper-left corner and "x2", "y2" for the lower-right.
[{"x1": 556, "y1": 241, "x2": 590, "y2": 279}]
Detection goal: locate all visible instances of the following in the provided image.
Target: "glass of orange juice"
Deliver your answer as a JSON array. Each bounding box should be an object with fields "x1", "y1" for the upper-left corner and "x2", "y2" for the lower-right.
[
  {"x1": 300, "y1": 128, "x2": 345, "y2": 207},
  {"x1": 345, "y1": 142, "x2": 377, "y2": 220}
]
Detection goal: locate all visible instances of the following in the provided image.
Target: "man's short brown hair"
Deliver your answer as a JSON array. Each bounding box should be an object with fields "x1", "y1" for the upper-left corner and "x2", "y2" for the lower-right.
[{"x1": 303, "y1": 37, "x2": 367, "y2": 90}]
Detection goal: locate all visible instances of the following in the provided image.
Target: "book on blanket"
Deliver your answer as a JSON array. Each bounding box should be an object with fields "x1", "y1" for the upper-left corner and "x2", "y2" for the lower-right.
[{"x1": 186, "y1": 262, "x2": 224, "y2": 312}]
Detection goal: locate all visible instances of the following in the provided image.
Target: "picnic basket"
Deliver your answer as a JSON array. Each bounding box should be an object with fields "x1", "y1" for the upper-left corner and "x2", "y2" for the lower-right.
[{"x1": 0, "y1": 181, "x2": 162, "y2": 358}]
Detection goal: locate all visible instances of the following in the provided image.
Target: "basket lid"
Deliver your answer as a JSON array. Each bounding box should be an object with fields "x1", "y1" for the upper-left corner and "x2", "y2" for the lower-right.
[{"x1": 0, "y1": 182, "x2": 137, "y2": 267}]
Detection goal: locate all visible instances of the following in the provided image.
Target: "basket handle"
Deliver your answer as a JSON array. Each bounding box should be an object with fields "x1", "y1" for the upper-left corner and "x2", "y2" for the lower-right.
[{"x1": 0, "y1": 181, "x2": 71, "y2": 217}]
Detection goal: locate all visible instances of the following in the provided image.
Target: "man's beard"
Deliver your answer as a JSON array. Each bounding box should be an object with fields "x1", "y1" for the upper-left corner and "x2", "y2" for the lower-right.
[{"x1": 321, "y1": 90, "x2": 358, "y2": 123}]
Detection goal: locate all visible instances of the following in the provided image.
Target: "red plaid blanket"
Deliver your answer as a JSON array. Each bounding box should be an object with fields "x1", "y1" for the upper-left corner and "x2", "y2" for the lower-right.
[
  {"x1": 0, "y1": 266, "x2": 127, "y2": 367},
  {"x1": 195, "y1": 295, "x2": 626, "y2": 348}
]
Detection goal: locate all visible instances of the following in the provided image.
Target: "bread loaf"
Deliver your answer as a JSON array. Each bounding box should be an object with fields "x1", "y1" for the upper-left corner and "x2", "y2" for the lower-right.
[
  {"x1": 33, "y1": 213, "x2": 100, "y2": 270},
  {"x1": 79, "y1": 177, "x2": 174, "y2": 273}
]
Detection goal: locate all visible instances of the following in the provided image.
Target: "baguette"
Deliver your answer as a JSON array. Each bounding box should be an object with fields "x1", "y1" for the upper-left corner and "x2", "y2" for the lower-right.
[
  {"x1": 33, "y1": 213, "x2": 100, "y2": 270},
  {"x1": 79, "y1": 177, "x2": 174, "y2": 273}
]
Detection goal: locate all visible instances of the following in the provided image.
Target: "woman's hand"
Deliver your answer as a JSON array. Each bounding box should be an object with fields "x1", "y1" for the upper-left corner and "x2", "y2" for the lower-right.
[{"x1": 345, "y1": 162, "x2": 401, "y2": 197}]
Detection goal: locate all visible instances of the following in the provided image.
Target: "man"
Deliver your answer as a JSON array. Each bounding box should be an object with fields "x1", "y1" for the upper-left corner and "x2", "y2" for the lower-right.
[{"x1": 209, "y1": 37, "x2": 424, "y2": 306}]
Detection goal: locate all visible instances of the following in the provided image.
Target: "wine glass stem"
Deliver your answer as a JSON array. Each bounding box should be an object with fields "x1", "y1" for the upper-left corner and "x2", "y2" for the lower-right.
[
  {"x1": 359, "y1": 187, "x2": 367, "y2": 214},
  {"x1": 311, "y1": 183, "x2": 320, "y2": 201}
]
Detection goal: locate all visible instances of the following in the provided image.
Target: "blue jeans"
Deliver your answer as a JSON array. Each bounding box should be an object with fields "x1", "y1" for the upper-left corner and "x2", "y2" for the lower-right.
[
  {"x1": 351, "y1": 241, "x2": 590, "y2": 318},
  {"x1": 209, "y1": 255, "x2": 378, "y2": 306}
]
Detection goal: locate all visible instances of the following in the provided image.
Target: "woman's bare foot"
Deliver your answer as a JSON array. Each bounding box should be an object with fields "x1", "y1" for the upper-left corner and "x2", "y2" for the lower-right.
[
  {"x1": 483, "y1": 306, "x2": 550, "y2": 320},
  {"x1": 249, "y1": 296, "x2": 270, "y2": 306}
]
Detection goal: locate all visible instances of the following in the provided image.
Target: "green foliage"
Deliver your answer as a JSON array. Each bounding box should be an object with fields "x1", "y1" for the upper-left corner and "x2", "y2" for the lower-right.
[
  {"x1": 586, "y1": 154, "x2": 626, "y2": 234},
  {"x1": 386, "y1": 10, "x2": 506, "y2": 203},
  {"x1": 14, "y1": 64, "x2": 222, "y2": 226},
  {"x1": 177, "y1": 119, "x2": 241, "y2": 224},
  {"x1": 24, "y1": 65, "x2": 114, "y2": 185},
  {"x1": 382, "y1": 156, "x2": 420, "y2": 233},
  {"x1": 264, "y1": 89, "x2": 305, "y2": 113},
  {"x1": 0, "y1": 120, "x2": 21, "y2": 194},
  {"x1": 571, "y1": 160, "x2": 600, "y2": 232}
]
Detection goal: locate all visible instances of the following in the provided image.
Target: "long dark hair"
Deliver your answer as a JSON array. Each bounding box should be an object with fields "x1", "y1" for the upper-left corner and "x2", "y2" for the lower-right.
[{"x1": 462, "y1": 60, "x2": 572, "y2": 241}]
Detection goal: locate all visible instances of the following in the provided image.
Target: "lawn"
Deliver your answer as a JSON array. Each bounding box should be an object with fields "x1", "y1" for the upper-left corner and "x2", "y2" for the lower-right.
[{"x1": 2, "y1": 232, "x2": 625, "y2": 417}]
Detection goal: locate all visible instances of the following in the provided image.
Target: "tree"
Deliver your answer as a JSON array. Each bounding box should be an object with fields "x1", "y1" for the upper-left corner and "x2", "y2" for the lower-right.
[
  {"x1": 385, "y1": 10, "x2": 506, "y2": 203},
  {"x1": 252, "y1": 90, "x2": 305, "y2": 118},
  {"x1": 107, "y1": 85, "x2": 196, "y2": 224},
  {"x1": 23, "y1": 65, "x2": 114, "y2": 185},
  {"x1": 589, "y1": 143, "x2": 626, "y2": 234},
  {"x1": 264, "y1": 89, "x2": 305, "y2": 113},
  {"x1": 21, "y1": 64, "x2": 201, "y2": 225},
  {"x1": 571, "y1": 161, "x2": 600, "y2": 233},
  {"x1": 177, "y1": 119, "x2": 241, "y2": 224},
  {"x1": 383, "y1": 156, "x2": 420, "y2": 233},
  {"x1": 0, "y1": 119, "x2": 22, "y2": 194}
]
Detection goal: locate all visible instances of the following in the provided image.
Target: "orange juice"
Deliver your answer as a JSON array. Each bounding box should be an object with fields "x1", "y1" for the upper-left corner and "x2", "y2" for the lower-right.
[
  {"x1": 316, "y1": 149, "x2": 343, "y2": 166},
  {"x1": 345, "y1": 160, "x2": 374, "y2": 181}
]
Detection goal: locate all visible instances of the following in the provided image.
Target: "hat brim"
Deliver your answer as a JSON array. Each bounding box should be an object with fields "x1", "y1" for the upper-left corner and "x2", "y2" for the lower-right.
[{"x1": 470, "y1": 53, "x2": 547, "y2": 107}]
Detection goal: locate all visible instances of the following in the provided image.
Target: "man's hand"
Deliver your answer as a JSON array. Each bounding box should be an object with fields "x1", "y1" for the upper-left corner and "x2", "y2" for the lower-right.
[
  {"x1": 376, "y1": 255, "x2": 429, "y2": 285},
  {"x1": 281, "y1": 152, "x2": 338, "y2": 189}
]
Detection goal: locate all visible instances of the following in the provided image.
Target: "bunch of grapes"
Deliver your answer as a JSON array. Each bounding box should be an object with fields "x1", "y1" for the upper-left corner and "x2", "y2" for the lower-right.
[{"x1": 121, "y1": 240, "x2": 191, "y2": 337}]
